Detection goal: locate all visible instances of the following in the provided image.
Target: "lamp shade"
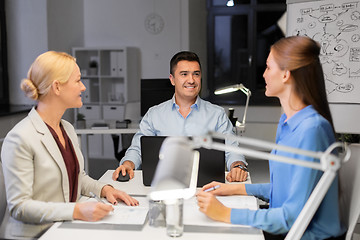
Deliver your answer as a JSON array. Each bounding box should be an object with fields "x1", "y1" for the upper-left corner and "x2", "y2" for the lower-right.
[
  {"x1": 149, "y1": 137, "x2": 200, "y2": 201},
  {"x1": 214, "y1": 84, "x2": 251, "y2": 131},
  {"x1": 214, "y1": 84, "x2": 246, "y2": 95}
]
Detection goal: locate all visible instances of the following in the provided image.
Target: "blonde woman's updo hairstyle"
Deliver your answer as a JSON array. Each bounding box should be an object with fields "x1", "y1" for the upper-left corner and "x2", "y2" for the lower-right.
[
  {"x1": 270, "y1": 36, "x2": 334, "y2": 130},
  {"x1": 20, "y1": 51, "x2": 76, "y2": 101}
]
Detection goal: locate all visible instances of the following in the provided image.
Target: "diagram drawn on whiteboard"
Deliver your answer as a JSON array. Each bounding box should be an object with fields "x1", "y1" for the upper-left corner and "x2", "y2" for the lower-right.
[{"x1": 287, "y1": 0, "x2": 360, "y2": 103}]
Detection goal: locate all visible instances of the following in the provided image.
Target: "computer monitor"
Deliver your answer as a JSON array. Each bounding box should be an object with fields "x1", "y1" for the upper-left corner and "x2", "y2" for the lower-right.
[
  {"x1": 141, "y1": 136, "x2": 225, "y2": 187},
  {"x1": 141, "y1": 78, "x2": 174, "y2": 116}
]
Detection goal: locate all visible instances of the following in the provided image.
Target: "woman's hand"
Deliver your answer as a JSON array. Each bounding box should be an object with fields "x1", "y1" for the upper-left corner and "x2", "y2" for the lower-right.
[
  {"x1": 101, "y1": 185, "x2": 139, "y2": 206},
  {"x1": 196, "y1": 191, "x2": 231, "y2": 223},
  {"x1": 73, "y1": 202, "x2": 113, "y2": 221},
  {"x1": 201, "y1": 181, "x2": 247, "y2": 196},
  {"x1": 112, "y1": 161, "x2": 134, "y2": 181}
]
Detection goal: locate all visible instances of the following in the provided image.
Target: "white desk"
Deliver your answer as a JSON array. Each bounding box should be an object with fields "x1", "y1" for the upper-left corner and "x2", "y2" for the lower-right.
[
  {"x1": 98, "y1": 170, "x2": 253, "y2": 195},
  {"x1": 39, "y1": 171, "x2": 264, "y2": 240}
]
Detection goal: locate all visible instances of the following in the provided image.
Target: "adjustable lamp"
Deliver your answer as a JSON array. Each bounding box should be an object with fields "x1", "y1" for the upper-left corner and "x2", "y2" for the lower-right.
[
  {"x1": 214, "y1": 84, "x2": 251, "y2": 133},
  {"x1": 149, "y1": 137, "x2": 200, "y2": 201},
  {"x1": 226, "y1": 0, "x2": 234, "y2": 7},
  {"x1": 158, "y1": 133, "x2": 350, "y2": 240}
]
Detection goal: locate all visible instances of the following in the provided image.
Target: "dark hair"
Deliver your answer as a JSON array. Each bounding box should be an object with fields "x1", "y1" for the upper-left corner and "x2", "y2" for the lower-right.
[
  {"x1": 271, "y1": 36, "x2": 334, "y2": 130},
  {"x1": 170, "y1": 51, "x2": 201, "y2": 75}
]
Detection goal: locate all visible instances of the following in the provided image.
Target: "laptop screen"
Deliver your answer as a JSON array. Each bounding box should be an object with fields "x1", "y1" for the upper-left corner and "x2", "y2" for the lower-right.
[{"x1": 140, "y1": 136, "x2": 225, "y2": 187}]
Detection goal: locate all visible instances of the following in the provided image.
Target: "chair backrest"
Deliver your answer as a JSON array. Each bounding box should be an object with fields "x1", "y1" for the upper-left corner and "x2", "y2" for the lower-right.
[
  {"x1": 339, "y1": 143, "x2": 360, "y2": 240},
  {"x1": 0, "y1": 156, "x2": 7, "y2": 226}
]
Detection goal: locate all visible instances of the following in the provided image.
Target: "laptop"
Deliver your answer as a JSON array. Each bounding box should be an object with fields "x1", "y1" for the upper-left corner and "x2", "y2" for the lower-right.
[{"x1": 141, "y1": 136, "x2": 225, "y2": 187}]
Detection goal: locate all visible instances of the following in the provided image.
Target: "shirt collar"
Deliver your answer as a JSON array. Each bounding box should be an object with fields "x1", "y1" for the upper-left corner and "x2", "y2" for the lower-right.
[
  {"x1": 281, "y1": 105, "x2": 316, "y2": 132},
  {"x1": 171, "y1": 95, "x2": 200, "y2": 110}
]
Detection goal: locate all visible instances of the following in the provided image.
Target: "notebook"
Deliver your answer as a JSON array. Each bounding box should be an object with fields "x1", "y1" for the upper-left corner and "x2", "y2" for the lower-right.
[{"x1": 140, "y1": 136, "x2": 225, "y2": 187}]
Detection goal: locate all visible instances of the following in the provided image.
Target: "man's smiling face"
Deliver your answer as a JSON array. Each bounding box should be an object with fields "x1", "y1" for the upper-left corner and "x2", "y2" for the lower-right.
[{"x1": 169, "y1": 60, "x2": 201, "y2": 103}]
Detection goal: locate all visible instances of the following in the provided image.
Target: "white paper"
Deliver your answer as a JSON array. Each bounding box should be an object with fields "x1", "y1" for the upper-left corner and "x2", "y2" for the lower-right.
[
  {"x1": 183, "y1": 195, "x2": 257, "y2": 227},
  {"x1": 73, "y1": 197, "x2": 149, "y2": 225}
]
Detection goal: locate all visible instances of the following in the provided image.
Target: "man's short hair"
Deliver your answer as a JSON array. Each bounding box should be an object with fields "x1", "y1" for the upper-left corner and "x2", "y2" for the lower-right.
[{"x1": 170, "y1": 51, "x2": 201, "y2": 75}]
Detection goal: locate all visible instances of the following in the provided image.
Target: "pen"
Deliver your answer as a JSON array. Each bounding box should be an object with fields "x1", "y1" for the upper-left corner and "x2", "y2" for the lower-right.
[
  {"x1": 89, "y1": 191, "x2": 105, "y2": 204},
  {"x1": 204, "y1": 185, "x2": 220, "y2": 192},
  {"x1": 234, "y1": 164, "x2": 249, "y2": 172}
]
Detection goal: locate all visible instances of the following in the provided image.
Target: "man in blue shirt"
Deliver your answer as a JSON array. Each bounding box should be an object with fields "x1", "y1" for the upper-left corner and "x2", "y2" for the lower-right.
[{"x1": 112, "y1": 51, "x2": 248, "y2": 182}]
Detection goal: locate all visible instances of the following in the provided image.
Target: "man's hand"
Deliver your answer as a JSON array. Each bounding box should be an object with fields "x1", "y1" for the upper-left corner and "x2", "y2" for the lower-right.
[
  {"x1": 112, "y1": 161, "x2": 135, "y2": 181},
  {"x1": 226, "y1": 161, "x2": 248, "y2": 182}
]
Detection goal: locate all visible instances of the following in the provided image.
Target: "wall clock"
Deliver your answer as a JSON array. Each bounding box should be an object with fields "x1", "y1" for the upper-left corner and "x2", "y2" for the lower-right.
[{"x1": 145, "y1": 13, "x2": 164, "y2": 35}]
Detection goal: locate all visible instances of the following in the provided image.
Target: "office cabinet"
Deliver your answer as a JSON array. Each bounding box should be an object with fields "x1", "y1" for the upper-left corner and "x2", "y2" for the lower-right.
[
  {"x1": 78, "y1": 105, "x2": 101, "y2": 119},
  {"x1": 103, "y1": 105, "x2": 125, "y2": 120},
  {"x1": 72, "y1": 47, "x2": 140, "y2": 125},
  {"x1": 72, "y1": 47, "x2": 140, "y2": 159},
  {"x1": 110, "y1": 51, "x2": 125, "y2": 77}
]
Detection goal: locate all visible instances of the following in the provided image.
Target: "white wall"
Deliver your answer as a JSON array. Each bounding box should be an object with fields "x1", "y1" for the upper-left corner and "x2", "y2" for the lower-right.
[
  {"x1": 222, "y1": 105, "x2": 281, "y2": 142},
  {"x1": 47, "y1": 0, "x2": 85, "y2": 53},
  {"x1": 6, "y1": 0, "x2": 48, "y2": 105},
  {"x1": 83, "y1": 0, "x2": 190, "y2": 79},
  {"x1": 330, "y1": 104, "x2": 360, "y2": 134}
]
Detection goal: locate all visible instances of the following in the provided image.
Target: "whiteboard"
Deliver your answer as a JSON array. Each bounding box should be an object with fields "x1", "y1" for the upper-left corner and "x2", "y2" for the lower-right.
[{"x1": 287, "y1": 0, "x2": 360, "y2": 104}]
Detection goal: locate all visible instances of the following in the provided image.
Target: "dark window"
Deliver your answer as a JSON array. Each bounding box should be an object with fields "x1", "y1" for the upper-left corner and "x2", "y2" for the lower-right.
[
  {"x1": 0, "y1": 0, "x2": 9, "y2": 106},
  {"x1": 206, "y1": 0, "x2": 285, "y2": 106}
]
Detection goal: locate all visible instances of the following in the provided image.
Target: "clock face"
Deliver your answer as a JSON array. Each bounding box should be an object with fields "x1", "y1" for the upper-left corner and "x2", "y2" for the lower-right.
[{"x1": 145, "y1": 13, "x2": 165, "y2": 35}]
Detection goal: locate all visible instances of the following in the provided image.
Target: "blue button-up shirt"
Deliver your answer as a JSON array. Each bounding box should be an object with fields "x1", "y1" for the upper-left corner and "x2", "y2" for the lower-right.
[
  {"x1": 231, "y1": 105, "x2": 345, "y2": 239},
  {"x1": 120, "y1": 96, "x2": 245, "y2": 170}
]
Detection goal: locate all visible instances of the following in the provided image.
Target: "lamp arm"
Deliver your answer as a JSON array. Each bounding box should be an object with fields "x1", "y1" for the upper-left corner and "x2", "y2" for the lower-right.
[
  {"x1": 241, "y1": 90, "x2": 251, "y2": 125},
  {"x1": 207, "y1": 141, "x2": 324, "y2": 170},
  {"x1": 209, "y1": 132, "x2": 323, "y2": 159},
  {"x1": 194, "y1": 132, "x2": 338, "y2": 170}
]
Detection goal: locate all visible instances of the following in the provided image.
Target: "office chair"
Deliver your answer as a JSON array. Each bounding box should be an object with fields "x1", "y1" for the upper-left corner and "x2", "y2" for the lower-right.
[
  {"x1": 339, "y1": 143, "x2": 360, "y2": 240},
  {"x1": 0, "y1": 160, "x2": 6, "y2": 229},
  {"x1": 112, "y1": 133, "x2": 134, "y2": 162},
  {"x1": 0, "y1": 144, "x2": 10, "y2": 240},
  {"x1": 0, "y1": 138, "x2": 6, "y2": 225}
]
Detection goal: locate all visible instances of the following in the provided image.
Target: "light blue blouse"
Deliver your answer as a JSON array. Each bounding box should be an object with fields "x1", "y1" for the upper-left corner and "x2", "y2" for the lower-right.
[
  {"x1": 231, "y1": 105, "x2": 345, "y2": 239},
  {"x1": 120, "y1": 96, "x2": 245, "y2": 170}
]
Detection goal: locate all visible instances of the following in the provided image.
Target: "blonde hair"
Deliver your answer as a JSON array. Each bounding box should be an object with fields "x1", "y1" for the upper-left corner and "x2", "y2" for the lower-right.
[{"x1": 20, "y1": 51, "x2": 76, "y2": 100}]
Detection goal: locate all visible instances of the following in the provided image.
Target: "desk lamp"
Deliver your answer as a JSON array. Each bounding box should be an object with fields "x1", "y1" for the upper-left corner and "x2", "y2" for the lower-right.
[
  {"x1": 159, "y1": 133, "x2": 350, "y2": 240},
  {"x1": 214, "y1": 84, "x2": 251, "y2": 133},
  {"x1": 149, "y1": 137, "x2": 200, "y2": 201},
  {"x1": 226, "y1": 0, "x2": 234, "y2": 7}
]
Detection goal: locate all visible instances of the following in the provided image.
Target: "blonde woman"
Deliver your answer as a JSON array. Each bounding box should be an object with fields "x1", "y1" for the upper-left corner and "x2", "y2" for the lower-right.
[{"x1": 1, "y1": 51, "x2": 138, "y2": 239}]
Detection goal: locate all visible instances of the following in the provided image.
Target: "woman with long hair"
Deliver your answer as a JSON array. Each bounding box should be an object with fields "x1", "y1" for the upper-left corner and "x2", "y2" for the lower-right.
[{"x1": 196, "y1": 36, "x2": 345, "y2": 240}]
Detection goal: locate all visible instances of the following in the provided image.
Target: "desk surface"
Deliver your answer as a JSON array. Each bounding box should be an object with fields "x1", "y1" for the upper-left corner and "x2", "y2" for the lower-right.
[
  {"x1": 39, "y1": 171, "x2": 264, "y2": 240},
  {"x1": 98, "y1": 170, "x2": 252, "y2": 196}
]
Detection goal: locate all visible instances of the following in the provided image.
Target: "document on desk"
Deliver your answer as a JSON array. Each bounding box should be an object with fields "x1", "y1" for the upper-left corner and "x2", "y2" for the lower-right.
[
  {"x1": 184, "y1": 196, "x2": 257, "y2": 228},
  {"x1": 73, "y1": 197, "x2": 149, "y2": 225}
]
